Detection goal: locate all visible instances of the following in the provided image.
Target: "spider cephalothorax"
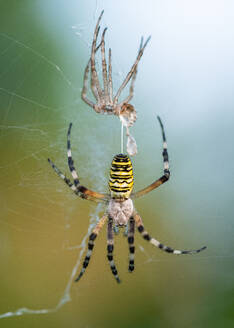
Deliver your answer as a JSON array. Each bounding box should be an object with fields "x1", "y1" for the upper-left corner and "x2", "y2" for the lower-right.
[{"x1": 48, "y1": 117, "x2": 206, "y2": 283}]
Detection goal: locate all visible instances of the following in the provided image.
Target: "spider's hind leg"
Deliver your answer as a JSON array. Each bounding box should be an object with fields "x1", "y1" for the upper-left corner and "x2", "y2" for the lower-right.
[
  {"x1": 107, "y1": 217, "x2": 121, "y2": 283},
  {"x1": 134, "y1": 213, "x2": 206, "y2": 255},
  {"x1": 75, "y1": 215, "x2": 107, "y2": 282},
  {"x1": 127, "y1": 217, "x2": 135, "y2": 272}
]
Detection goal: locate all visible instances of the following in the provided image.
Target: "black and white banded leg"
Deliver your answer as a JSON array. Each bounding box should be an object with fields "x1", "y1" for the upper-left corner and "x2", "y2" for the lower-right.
[
  {"x1": 67, "y1": 123, "x2": 80, "y2": 187},
  {"x1": 157, "y1": 115, "x2": 170, "y2": 178},
  {"x1": 48, "y1": 158, "x2": 77, "y2": 193},
  {"x1": 48, "y1": 123, "x2": 107, "y2": 202},
  {"x1": 134, "y1": 213, "x2": 207, "y2": 255},
  {"x1": 132, "y1": 116, "x2": 170, "y2": 199},
  {"x1": 48, "y1": 157, "x2": 106, "y2": 202},
  {"x1": 75, "y1": 215, "x2": 107, "y2": 282},
  {"x1": 66, "y1": 123, "x2": 107, "y2": 201},
  {"x1": 107, "y1": 217, "x2": 121, "y2": 283},
  {"x1": 128, "y1": 217, "x2": 135, "y2": 272}
]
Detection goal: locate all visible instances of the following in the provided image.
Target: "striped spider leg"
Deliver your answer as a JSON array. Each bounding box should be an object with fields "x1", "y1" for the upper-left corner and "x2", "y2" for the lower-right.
[
  {"x1": 132, "y1": 116, "x2": 170, "y2": 199},
  {"x1": 75, "y1": 215, "x2": 107, "y2": 282},
  {"x1": 134, "y1": 212, "x2": 206, "y2": 255},
  {"x1": 127, "y1": 217, "x2": 135, "y2": 272},
  {"x1": 106, "y1": 216, "x2": 121, "y2": 283},
  {"x1": 48, "y1": 123, "x2": 108, "y2": 202},
  {"x1": 76, "y1": 215, "x2": 121, "y2": 283},
  {"x1": 81, "y1": 10, "x2": 151, "y2": 117}
]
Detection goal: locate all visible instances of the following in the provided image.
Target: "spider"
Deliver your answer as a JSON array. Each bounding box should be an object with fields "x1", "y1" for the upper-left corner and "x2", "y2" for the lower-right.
[
  {"x1": 81, "y1": 10, "x2": 151, "y2": 121},
  {"x1": 48, "y1": 117, "x2": 206, "y2": 283}
]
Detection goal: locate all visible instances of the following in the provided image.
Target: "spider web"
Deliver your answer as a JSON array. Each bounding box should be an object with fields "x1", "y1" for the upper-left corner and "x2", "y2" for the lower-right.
[
  {"x1": 1, "y1": 1, "x2": 234, "y2": 326},
  {"x1": 0, "y1": 203, "x2": 104, "y2": 319},
  {"x1": 0, "y1": 2, "x2": 143, "y2": 319},
  {"x1": 0, "y1": 4, "x2": 111, "y2": 319}
]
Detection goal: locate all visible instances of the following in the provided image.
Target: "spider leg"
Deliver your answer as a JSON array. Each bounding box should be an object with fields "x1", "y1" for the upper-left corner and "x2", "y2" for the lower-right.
[
  {"x1": 48, "y1": 158, "x2": 77, "y2": 192},
  {"x1": 128, "y1": 217, "x2": 135, "y2": 272},
  {"x1": 100, "y1": 27, "x2": 109, "y2": 102},
  {"x1": 90, "y1": 10, "x2": 105, "y2": 101},
  {"x1": 82, "y1": 37, "x2": 106, "y2": 110},
  {"x1": 139, "y1": 35, "x2": 144, "y2": 51},
  {"x1": 66, "y1": 123, "x2": 108, "y2": 201},
  {"x1": 108, "y1": 48, "x2": 113, "y2": 104},
  {"x1": 81, "y1": 60, "x2": 95, "y2": 108},
  {"x1": 107, "y1": 217, "x2": 121, "y2": 283},
  {"x1": 67, "y1": 123, "x2": 79, "y2": 186},
  {"x1": 75, "y1": 215, "x2": 107, "y2": 282},
  {"x1": 113, "y1": 36, "x2": 151, "y2": 106},
  {"x1": 81, "y1": 55, "x2": 95, "y2": 107},
  {"x1": 134, "y1": 213, "x2": 207, "y2": 255},
  {"x1": 118, "y1": 37, "x2": 143, "y2": 106},
  {"x1": 48, "y1": 159, "x2": 105, "y2": 202},
  {"x1": 132, "y1": 116, "x2": 170, "y2": 199},
  {"x1": 119, "y1": 68, "x2": 137, "y2": 106}
]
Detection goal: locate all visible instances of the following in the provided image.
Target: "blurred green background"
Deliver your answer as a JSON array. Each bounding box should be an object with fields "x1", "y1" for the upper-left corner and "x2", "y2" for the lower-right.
[{"x1": 1, "y1": 0, "x2": 234, "y2": 327}]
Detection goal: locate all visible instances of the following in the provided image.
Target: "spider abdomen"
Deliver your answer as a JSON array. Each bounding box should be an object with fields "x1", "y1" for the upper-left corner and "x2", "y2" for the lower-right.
[{"x1": 109, "y1": 154, "x2": 134, "y2": 199}]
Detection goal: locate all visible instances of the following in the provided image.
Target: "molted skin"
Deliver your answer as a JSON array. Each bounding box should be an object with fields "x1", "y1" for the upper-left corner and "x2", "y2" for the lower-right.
[{"x1": 107, "y1": 198, "x2": 134, "y2": 226}]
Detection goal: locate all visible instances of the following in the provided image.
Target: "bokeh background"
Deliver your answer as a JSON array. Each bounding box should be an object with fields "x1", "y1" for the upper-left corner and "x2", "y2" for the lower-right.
[{"x1": 1, "y1": 0, "x2": 234, "y2": 327}]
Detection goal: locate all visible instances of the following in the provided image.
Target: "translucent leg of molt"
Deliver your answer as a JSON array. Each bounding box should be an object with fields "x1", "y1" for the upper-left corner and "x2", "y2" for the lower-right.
[{"x1": 119, "y1": 116, "x2": 138, "y2": 156}]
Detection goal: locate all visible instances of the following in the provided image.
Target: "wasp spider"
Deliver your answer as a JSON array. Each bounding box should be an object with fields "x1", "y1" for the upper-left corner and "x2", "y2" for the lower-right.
[
  {"x1": 48, "y1": 117, "x2": 206, "y2": 283},
  {"x1": 81, "y1": 10, "x2": 151, "y2": 118}
]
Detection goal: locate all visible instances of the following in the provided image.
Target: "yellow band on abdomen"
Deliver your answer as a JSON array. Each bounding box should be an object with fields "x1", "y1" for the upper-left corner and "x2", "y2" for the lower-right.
[{"x1": 109, "y1": 154, "x2": 134, "y2": 199}]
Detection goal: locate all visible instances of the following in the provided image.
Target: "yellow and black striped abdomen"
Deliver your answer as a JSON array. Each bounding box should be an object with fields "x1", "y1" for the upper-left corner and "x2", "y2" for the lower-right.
[{"x1": 109, "y1": 154, "x2": 134, "y2": 199}]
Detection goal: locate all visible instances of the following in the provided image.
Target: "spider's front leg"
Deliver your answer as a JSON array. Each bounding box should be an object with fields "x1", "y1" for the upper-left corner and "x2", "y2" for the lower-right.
[
  {"x1": 134, "y1": 212, "x2": 206, "y2": 255},
  {"x1": 48, "y1": 123, "x2": 108, "y2": 203},
  {"x1": 132, "y1": 116, "x2": 170, "y2": 199},
  {"x1": 66, "y1": 123, "x2": 108, "y2": 202}
]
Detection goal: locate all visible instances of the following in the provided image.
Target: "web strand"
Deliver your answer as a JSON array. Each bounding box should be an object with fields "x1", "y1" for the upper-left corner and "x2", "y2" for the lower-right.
[{"x1": 0, "y1": 204, "x2": 104, "y2": 319}]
